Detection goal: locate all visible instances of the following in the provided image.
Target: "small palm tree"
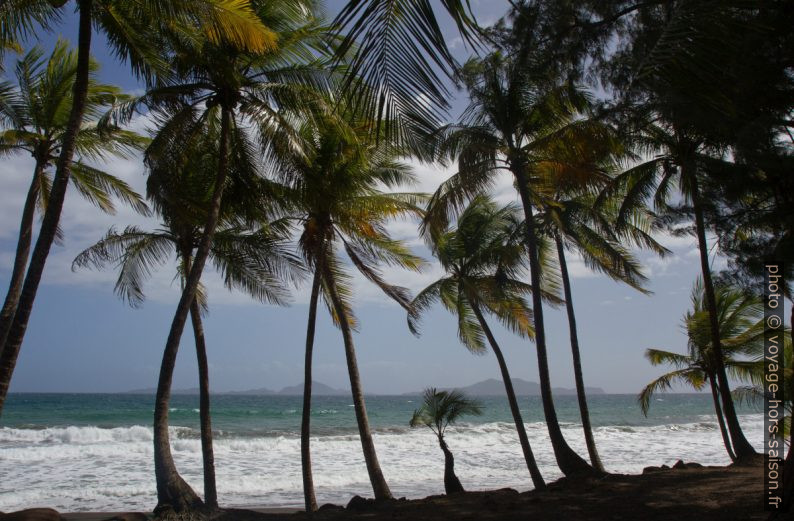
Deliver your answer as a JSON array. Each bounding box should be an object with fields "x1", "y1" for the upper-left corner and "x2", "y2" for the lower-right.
[
  {"x1": 0, "y1": 40, "x2": 146, "y2": 388},
  {"x1": 410, "y1": 388, "x2": 483, "y2": 494},
  {"x1": 277, "y1": 108, "x2": 425, "y2": 507},
  {"x1": 411, "y1": 195, "x2": 547, "y2": 489},
  {"x1": 639, "y1": 279, "x2": 766, "y2": 460}
]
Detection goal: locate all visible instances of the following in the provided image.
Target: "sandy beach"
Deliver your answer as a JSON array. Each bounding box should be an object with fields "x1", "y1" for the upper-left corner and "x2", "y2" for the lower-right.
[{"x1": 4, "y1": 459, "x2": 764, "y2": 521}]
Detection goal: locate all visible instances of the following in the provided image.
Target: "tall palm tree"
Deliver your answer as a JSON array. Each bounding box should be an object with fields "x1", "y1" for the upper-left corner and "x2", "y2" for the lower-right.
[
  {"x1": 411, "y1": 195, "x2": 547, "y2": 489},
  {"x1": 537, "y1": 190, "x2": 668, "y2": 471},
  {"x1": 409, "y1": 388, "x2": 483, "y2": 494},
  {"x1": 275, "y1": 110, "x2": 426, "y2": 506},
  {"x1": 117, "y1": 2, "x2": 330, "y2": 511},
  {"x1": 639, "y1": 279, "x2": 767, "y2": 460},
  {"x1": 0, "y1": 0, "x2": 275, "y2": 419},
  {"x1": 72, "y1": 129, "x2": 299, "y2": 509},
  {"x1": 425, "y1": 53, "x2": 618, "y2": 476},
  {"x1": 605, "y1": 119, "x2": 759, "y2": 459},
  {"x1": 0, "y1": 40, "x2": 148, "y2": 354}
]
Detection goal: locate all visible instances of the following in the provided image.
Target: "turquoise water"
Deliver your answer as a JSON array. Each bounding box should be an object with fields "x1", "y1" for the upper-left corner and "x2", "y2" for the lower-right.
[
  {"x1": 1, "y1": 392, "x2": 745, "y2": 434},
  {"x1": 0, "y1": 392, "x2": 763, "y2": 512}
]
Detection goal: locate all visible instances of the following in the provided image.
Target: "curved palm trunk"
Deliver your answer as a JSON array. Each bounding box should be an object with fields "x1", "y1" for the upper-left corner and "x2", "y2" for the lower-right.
[
  {"x1": 0, "y1": 164, "x2": 43, "y2": 351},
  {"x1": 514, "y1": 168, "x2": 595, "y2": 477},
  {"x1": 469, "y1": 301, "x2": 545, "y2": 489},
  {"x1": 689, "y1": 172, "x2": 756, "y2": 459},
  {"x1": 183, "y1": 251, "x2": 218, "y2": 509},
  {"x1": 0, "y1": 1, "x2": 93, "y2": 417},
  {"x1": 555, "y1": 237, "x2": 605, "y2": 472},
  {"x1": 301, "y1": 264, "x2": 323, "y2": 512},
  {"x1": 708, "y1": 377, "x2": 735, "y2": 462},
  {"x1": 153, "y1": 107, "x2": 233, "y2": 512},
  {"x1": 323, "y1": 263, "x2": 392, "y2": 500},
  {"x1": 438, "y1": 436, "x2": 464, "y2": 494}
]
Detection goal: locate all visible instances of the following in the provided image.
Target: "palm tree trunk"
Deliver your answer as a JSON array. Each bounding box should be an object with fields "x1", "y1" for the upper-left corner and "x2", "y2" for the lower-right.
[
  {"x1": 689, "y1": 171, "x2": 756, "y2": 459},
  {"x1": 153, "y1": 107, "x2": 233, "y2": 512},
  {"x1": 322, "y1": 263, "x2": 392, "y2": 500},
  {"x1": 438, "y1": 436, "x2": 464, "y2": 494},
  {"x1": 0, "y1": 163, "x2": 43, "y2": 351},
  {"x1": 182, "y1": 251, "x2": 218, "y2": 509},
  {"x1": 469, "y1": 300, "x2": 545, "y2": 489},
  {"x1": 555, "y1": 236, "x2": 605, "y2": 472},
  {"x1": 708, "y1": 377, "x2": 735, "y2": 461},
  {"x1": 0, "y1": 0, "x2": 93, "y2": 417},
  {"x1": 301, "y1": 262, "x2": 323, "y2": 513},
  {"x1": 513, "y1": 167, "x2": 595, "y2": 477},
  {"x1": 190, "y1": 298, "x2": 217, "y2": 508}
]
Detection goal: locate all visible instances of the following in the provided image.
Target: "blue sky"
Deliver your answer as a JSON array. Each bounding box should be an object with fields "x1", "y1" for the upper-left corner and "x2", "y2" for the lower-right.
[{"x1": 0, "y1": 1, "x2": 725, "y2": 395}]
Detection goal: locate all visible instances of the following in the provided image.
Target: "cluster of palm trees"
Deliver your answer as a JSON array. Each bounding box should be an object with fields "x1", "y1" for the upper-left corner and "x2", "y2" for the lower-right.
[{"x1": 1, "y1": 0, "x2": 790, "y2": 516}]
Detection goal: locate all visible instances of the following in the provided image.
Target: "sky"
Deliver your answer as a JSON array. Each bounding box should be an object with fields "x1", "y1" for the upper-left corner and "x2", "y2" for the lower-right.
[{"x1": 0, "y1": 1, "x2": 745, "y2": 396}]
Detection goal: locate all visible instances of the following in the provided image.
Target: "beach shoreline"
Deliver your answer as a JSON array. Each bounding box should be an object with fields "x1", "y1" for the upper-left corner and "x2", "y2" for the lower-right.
[{"x1": 12, "y1": 460, "x2": 763, "y2": 521}]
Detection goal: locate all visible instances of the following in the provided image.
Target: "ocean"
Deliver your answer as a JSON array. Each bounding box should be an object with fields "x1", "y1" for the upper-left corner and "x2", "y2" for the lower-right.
[{"x1": 0, "y1": 392, "x2": 763, "y2": 512}]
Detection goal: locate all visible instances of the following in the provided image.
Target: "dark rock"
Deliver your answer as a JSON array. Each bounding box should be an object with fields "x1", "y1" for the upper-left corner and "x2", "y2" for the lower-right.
[
  {"x1": 673, "y1": 460, "x2": 686, "y2": 469},
  {"x1": 0, "y1": 509, "x2": 63, "y2": 521},
  {"x1": 684, "y1": 462, "x2": 703, "y2": 469},
  {"x1": 642, "y1": 466, "x2": 662, "y2": 474},
  {"x1": 318, "y1": 503, "x2": 344, "y2": 512},
  {"x1": 346, "y1": 496, "x2": 375, "y2": 511},
  {"x1": 104, "y1": 514, "x2": 150, "y2": 521}
]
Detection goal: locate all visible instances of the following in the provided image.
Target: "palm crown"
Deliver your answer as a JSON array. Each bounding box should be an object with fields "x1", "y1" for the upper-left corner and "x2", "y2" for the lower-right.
[
  {"x1": 411, "y1": 195, "x2": 539, "y2": 352},
  {"x1": 410, "y1": 387, "x2": 483, "y2": 437},
  {"x1": 638, "y1": 279, "x2": 766, "y2": 415},
  {"x1": 279, "y1": 110, "x2": 427, "y2": 321},
  {"x1": 0, "y1": 40, "x2": 148, "y2": 214}
]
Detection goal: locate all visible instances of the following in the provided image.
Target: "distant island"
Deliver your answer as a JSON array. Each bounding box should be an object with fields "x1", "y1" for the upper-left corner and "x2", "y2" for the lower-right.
[
  {"x1": 124, "y1": 378, "x2": 604, "y2": 396},
  {"x1": 402, "y1": 378, "x2": 604, "y2": 396},
  {"x1": 124, "y1": 380, "x2": 349, "y2": 396}
]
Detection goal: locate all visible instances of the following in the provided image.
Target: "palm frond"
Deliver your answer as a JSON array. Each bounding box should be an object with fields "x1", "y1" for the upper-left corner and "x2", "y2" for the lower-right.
[{"x1": 638, "y1": 368, "x2": 706, "y2": 416}]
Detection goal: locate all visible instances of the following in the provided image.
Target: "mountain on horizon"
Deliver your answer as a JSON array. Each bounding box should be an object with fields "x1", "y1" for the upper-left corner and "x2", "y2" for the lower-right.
[
  {"x1": 277, "y1": 381, "x2": 348, "y2": 396},
  {"x1": 124, "y1": 381, "x2": 349, "y2": 396},
  {"x1": 403, "y1": 378, "x2": 605, "y2": 396},
  {"x1": 123, "y1": 378, "x2": 602, "y2": 396}
]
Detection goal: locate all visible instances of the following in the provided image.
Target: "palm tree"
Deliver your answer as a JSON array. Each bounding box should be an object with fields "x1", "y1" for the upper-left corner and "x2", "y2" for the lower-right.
[
  {"x1": 72, "y1": 129, "x2": 299, "y2": 509},
  {"x1": 411, "y1": 195, "x2": 546, "y2": 489},
  {"x1": 276, "y1": 109, "x2": 426, "y2": 506},
  {"x1": 639, "y1": 279, "x2": 766, "y2": 460},
  {"x1": 409, "y1": 387, "x2": 483, "y2": 494},
  {"x1": 537, "y1": 189, "x2": 669, "y2": 471},
  {"x1": 0, "y1": 40, "x2": 148, "y2": 355},
  {"x1": 606, "y1": 118, "x2": 759, "y2": 459},
  {"x1": 425, "y1": 52, "x2": 617, "y2": 476},
  {"x1": 0, "y1": 0, "x2": 275, "y2": 419},
  {"x1": 118, "y1": 3, "x2": 329, "y2": 511}
]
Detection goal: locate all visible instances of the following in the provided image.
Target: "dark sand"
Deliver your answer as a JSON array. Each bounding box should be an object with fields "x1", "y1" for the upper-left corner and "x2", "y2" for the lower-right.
[{"x1": 9, "y1": 460, "x2": 770, "y2": 521}]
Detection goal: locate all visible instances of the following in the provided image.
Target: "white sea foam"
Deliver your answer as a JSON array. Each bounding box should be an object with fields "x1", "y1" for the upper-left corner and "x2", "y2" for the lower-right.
[{"x1": 0, "y1": 415, "x2": 763, "y2": 512}]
